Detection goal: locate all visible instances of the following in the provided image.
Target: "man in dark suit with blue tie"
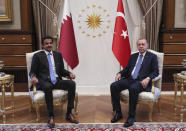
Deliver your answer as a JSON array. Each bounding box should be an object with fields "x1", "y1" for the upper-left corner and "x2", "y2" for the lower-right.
[
  {"x1": 30, "y1": 35, "x2": 78, "y2": 128},
  {"x1": 110, "y1": 38, "x2": 159, "y2": 127}
]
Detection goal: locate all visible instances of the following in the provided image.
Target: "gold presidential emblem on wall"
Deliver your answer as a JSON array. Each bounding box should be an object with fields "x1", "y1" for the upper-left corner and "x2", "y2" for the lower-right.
[{"x1": 77, "y1": 4, "x2": 111, "y2": 38}]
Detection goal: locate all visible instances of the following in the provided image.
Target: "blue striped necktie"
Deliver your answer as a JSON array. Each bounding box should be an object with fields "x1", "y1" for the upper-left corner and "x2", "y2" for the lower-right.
[
  {"x1": 132, "y1": 54, "x2": 143, "y2": 79},
  {"x1": 47, "y1": 53, "x2": 57, "y2": 84}
]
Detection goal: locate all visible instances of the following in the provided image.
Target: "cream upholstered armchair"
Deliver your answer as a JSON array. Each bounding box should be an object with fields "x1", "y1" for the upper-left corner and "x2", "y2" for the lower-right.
[
  {"x1": 120, "y1": 49, "x2": 164, "y2": 121},
  {"x1": 26, "y1": 50, "x2": 78, "y2": 122}
]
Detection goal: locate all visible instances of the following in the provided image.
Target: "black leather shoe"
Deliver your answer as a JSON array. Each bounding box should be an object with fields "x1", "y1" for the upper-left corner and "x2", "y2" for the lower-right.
[
  {"x1": 47, "y1": 117, "x2": 55, "y2": 128},
  {"x1": 123, "y1": 117, "x2": 136, "y2": 127},
  {"x1": 111, "y1": 112, "x2": 123, "y2": 123},
  {"x1": 66, "y1": 113, "x2": 79, "y2": 124}
]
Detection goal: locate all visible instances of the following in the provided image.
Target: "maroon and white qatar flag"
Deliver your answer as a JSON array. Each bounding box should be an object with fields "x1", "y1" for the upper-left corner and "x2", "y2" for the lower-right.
[
  {"x1": 112, "y1": 0, "x2": 131, "y2": 68},
  {"x1": 58, "y1": 0, "x2": 79, "y2": 69}
]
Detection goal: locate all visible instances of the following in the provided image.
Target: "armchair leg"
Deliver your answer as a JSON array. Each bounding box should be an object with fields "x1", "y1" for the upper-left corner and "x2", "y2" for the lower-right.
[
  {"x1": 74, "y1": 93, "x2": 78, "y2": 115},
  {"x1": 35, "y1": 103, "x2": 40, "y2": 122},
  {"x1": 149, "y1": 102, "x2": 153, "y2": 122},
  {"x1": 29, "y1": 98, "x2": 34, "y2": 112},
  {"x1": 61, "y1": 102, "x2": 64, "y2": 110},
  {"x1": 61, "y1": 95, "x2": 68, "y2": 111},
  {"x1": 157, "y1": 98, "x2": 161, "y2": 113}
]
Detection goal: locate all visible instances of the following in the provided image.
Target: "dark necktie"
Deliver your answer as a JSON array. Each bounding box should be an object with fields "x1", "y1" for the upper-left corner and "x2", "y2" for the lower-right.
[
  {"x1": 132, "y1": 54, "x2": 143, "y2": 79},
  {"x1": 47, "y1": 53, "x2": 57, "y2": 84}
]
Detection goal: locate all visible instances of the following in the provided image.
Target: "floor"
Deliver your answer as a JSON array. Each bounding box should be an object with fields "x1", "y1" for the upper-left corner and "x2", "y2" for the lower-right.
[{"x1": 0, "y1": 95, "x2": 186, "y2": 124}]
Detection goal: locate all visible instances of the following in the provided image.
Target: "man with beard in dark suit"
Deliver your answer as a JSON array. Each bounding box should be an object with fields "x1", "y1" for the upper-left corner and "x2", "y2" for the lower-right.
[
  {"x1": 29, "y1": 35, "x2": 78, "y2": 128},
  {"x1": 110, "y1": 38, "x2": 159, "y2": 127}
]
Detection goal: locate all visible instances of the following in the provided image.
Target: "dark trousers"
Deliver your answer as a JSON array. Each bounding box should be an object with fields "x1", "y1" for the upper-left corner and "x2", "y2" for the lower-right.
[
  {"x1": 110, "y1": 78, "x2": 145, "y2": 118},
  {"x1": 40, "y1": 79, "x2": 76, "y2": 117}
]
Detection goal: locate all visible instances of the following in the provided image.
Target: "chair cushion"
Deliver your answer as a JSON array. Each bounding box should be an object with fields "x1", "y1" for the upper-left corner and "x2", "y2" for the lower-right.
[
  {"x1": 120, "y1": 87, "x2": 160, "y2": 102},
  {"x1": 29, "y1": 89, "x2": 68, "y2": 102}
]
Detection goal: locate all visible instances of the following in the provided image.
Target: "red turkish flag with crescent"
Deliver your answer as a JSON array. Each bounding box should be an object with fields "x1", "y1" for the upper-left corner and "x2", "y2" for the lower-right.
[
  {"x1": 112, "y1": 0, "x2": 131, "y2": 68},
  {"x1": 58, "y1": 0, "x2": 79, "y2": 69}
]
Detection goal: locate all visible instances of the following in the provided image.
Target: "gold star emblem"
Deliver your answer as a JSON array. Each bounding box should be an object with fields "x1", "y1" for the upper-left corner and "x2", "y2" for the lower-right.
[
  {"x1": 77, "y1": 4, "x2": 112, "y2": 39},
  {"x1": 86, "y1": 13, "x2": 102, "y2": 30},
  {"x1": 98, "y1": 6, "x2": 102, "y2": 9},
  {"x1": 98, "y1": 34, "x2": 102, "y2": 37}
]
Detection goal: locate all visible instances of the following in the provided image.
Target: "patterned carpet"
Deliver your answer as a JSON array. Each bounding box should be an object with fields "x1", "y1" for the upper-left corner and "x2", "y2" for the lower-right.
[{"x1": 0, "y1": 122, "x2": 185, "y2": 131}]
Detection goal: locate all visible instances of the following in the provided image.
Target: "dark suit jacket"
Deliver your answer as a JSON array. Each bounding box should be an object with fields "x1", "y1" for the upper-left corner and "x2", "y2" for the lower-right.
[
  {"x1": 119, "y1": 51, "x2": 159, "y2": 91},
  {"x1": 29, "y1": 50, "x2": 70, "y2": 90}
]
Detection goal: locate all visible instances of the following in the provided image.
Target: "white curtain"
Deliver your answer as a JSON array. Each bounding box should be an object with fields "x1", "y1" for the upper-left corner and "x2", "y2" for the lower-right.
[{"x1": 124, "y1": 0, "x2": 143, "y2": 52}]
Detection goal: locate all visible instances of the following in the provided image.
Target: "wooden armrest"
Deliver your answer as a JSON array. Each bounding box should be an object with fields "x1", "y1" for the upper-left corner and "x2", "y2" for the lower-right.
[
  {"x1": 152, "y1": 75, "x2": 162, "y2": 82},
  {"x1": 151, "y1": 75, "x2": 162, "y2": 94},
  {"x1": 151, "y1": 81, "x2": 155, "y2": 94},
  {"x1": 33, "y1": 85, "x2": 37, "y2": 95}
]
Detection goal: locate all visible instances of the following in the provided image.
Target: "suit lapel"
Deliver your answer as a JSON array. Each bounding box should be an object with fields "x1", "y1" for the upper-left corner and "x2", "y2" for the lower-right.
[
  {"x1": 133, "y1": 53, "x2": 139, "y2": 63},
  {"x1": 140, "y1": 51, "x2": 149, "y2": 70},
  {"x1": 41, "y1": 51, "x2": 49, "y2": 69},
  {"x1": 53, "y1": 51, "x2": 58, "y2": 66},
  {"x1": 131, "y1": 53, "x2": 139, "y2": 72},
  {"x1": 53, "y1": 51, "x2": 59, "y2": 74}
]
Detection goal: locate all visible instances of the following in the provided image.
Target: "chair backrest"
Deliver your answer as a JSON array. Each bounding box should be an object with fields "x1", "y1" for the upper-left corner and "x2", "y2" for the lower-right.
[
  {"x1": 147, "y1": 49, "x2": 164, "y2": 90},
  {"x1": 131, "y1": 49, "x2": 164, "y2": 90},
  {"x1": 26, "y1": 50, "x2": 42, "y2": 90}
]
